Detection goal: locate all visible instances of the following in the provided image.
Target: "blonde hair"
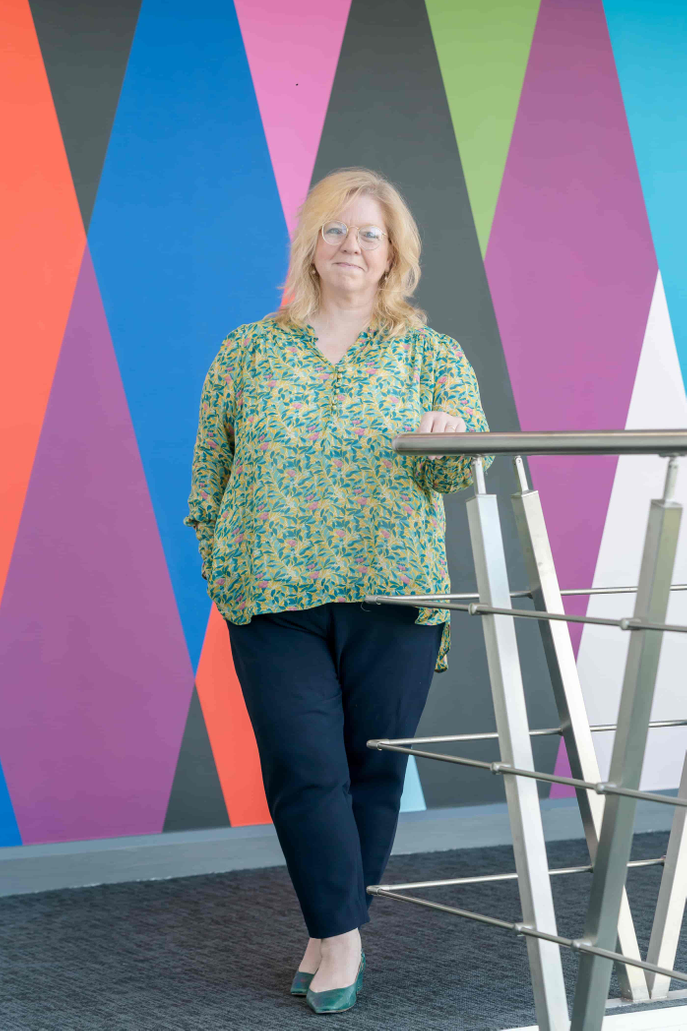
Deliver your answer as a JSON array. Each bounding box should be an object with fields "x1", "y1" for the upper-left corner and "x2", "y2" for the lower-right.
[{"x1": 271, "y1": 167, "x2": 427, "y2": 337}]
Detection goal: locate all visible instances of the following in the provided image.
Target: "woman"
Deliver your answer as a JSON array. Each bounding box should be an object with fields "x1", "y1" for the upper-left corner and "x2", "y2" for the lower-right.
[{"x1": 184, "y1": 167, "x2": 492, "y2": 1014}]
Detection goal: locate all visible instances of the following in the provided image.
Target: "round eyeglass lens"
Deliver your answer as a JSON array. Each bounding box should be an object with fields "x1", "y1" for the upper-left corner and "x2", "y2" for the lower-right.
[
  {"x1": 321, "y1": 221, "x2": 384, "y2": 250},
  {"x1": 358, "y1": 225, "x2": 384, "y2": 249}
]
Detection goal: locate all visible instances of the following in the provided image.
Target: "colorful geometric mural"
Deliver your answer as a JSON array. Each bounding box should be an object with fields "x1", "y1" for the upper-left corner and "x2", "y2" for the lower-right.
[{"x1": 1, "y1": 0, "x2": 685, "y2": 846}]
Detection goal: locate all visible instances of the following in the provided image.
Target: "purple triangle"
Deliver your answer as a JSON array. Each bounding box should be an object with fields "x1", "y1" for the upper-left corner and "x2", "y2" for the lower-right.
[{"x1": 0, "y1": 249, "x2": 194, "y2": 844}]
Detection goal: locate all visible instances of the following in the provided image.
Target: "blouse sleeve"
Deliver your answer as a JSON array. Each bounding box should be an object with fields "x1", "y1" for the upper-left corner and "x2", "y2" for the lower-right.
[
  {"x1": 183, "y1": 331, "x2": 240, "y2": 580},
  {"x1": 412, "y1": 332, "x2": 494, "y2": 494}
]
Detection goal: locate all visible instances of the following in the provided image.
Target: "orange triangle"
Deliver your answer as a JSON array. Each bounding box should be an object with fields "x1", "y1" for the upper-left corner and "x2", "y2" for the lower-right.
[
  {"x1": 195, "y1": 604, "x2": 272, "y2": 827},
  {"x1": 0, "y1": 0, "x2": 86, "y2": 605}
]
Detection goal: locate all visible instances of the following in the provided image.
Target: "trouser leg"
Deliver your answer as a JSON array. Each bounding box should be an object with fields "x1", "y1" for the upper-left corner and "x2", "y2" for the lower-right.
[
  {"x1": 226, "y1": 606, "x2": 369, "y2": 939},
  {"x1": 331, "y1": 603, "x2": 444, "y2": 902}
]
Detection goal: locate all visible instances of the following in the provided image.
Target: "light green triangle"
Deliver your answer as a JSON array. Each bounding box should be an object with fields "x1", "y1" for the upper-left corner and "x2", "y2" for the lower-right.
[{"x1": 425, "y1": 0, "x2": 541, "y2": 257}]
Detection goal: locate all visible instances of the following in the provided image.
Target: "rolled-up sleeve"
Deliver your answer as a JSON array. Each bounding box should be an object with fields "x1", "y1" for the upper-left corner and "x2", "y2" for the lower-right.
[
  {"x1": 183, "y1": 333, "x2": 237, "y2": 580},
  {"x1": 412, "y1": 333, "x2": 494, "y2": 494}
]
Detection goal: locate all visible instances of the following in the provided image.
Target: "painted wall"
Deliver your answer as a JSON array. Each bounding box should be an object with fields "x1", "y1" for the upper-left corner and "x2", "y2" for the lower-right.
[{"x1": 1, "y1": 0, "x2": 685, "y2": 847}]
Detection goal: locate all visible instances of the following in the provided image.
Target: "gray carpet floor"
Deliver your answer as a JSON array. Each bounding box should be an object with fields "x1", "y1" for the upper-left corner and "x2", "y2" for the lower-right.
[{"x1": 1, "y1": 830, "x2": 685, "y2": 1030}]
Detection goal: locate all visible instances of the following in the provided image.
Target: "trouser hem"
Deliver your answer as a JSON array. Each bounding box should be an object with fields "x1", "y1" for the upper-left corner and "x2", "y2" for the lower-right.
[{"x1": 305, "y1": 909, "x2": 371, "y2": 940}]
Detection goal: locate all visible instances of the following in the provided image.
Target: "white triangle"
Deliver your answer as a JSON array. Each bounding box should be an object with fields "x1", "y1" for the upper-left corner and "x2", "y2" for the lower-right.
[{"x1": 576, "y1": 271, "x2": 687, "y2": 790}]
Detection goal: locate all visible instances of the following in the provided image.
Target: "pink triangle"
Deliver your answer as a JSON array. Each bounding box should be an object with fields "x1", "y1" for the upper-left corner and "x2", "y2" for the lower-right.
[{"x1": 234, "y1": 0, "x2": 351, "y2": 236}]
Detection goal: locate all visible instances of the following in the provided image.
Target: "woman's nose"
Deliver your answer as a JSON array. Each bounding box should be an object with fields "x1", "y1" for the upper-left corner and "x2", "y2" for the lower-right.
[{"x1": 341, "y1": 228, "x2": 361, "y2": 252}]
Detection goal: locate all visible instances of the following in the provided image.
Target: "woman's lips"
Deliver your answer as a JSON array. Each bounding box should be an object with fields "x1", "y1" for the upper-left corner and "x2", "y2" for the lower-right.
[{"x1": 335, "y1": 262, "x2": 362, "y2": 269}]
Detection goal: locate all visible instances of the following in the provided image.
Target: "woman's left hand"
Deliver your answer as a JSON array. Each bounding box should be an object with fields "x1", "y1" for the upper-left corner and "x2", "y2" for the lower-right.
[{"x1": 417, "y1": 410, "x2": 467, "y2": 460}]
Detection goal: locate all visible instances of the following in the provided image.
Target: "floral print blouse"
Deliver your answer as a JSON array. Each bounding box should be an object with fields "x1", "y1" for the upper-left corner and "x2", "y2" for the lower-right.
[{"x1": 184, "y1": 317, "x2": 493, "y2": 673}]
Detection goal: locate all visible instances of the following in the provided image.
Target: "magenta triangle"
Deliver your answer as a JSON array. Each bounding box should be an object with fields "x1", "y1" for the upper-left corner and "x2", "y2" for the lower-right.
[{"x1": 485, "y1": 0, "x2": 657, "y2": 654}]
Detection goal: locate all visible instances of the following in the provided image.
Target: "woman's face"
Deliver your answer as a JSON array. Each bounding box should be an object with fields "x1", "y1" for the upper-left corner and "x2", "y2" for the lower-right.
[{"x1": 313, "y1": 194, "x2": 391, "y2": 298}]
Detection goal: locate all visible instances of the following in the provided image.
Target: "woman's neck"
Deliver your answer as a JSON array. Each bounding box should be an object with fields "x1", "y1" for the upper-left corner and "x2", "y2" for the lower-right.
[
  {"x1": 307, "y1": 291, "x2": 378, "y2": 363},
  {"x1": 311, "y1": 290, "x2": 375, "y2": 336}
]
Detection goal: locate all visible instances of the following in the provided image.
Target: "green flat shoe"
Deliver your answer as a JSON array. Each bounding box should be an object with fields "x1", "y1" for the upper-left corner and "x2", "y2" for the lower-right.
[
  {"x1": 290, "y1": 969, "x2": 316, "y2": 995},
  {"x1": 306, "y1": 951, "x2": 365, "y2": 1014}
]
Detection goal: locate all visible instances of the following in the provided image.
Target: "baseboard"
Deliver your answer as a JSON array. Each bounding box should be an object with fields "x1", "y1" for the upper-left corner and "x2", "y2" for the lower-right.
[{"x1": 0, "y1": 793, "x2": 676, "y2": 897}]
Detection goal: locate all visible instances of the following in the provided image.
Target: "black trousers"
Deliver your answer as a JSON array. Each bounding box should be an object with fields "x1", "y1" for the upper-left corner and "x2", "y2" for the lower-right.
[{"x1": 225, "y1": 601, "x2": 443, "y2": 939}]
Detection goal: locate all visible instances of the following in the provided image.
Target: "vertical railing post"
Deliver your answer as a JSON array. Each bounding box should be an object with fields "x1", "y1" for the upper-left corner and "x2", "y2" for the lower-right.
[
  {"x1": 466, "y1": 457, "x2": 569, "y2": 1031},
  {"x1": 571, "y1": 458, "x2": 682, "y2": 1030},
  {"x1": 510, "y1": 456, "x2": 649, "y2": 1001},
  {"x1": 646, "y1": 751, "x2": 687, "y2": 998}
]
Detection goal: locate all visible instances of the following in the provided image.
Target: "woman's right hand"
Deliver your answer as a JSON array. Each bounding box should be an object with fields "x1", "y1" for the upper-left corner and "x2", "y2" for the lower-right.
[{"x1": 416, "y1": 409, "x2": 467, "y2": 459}]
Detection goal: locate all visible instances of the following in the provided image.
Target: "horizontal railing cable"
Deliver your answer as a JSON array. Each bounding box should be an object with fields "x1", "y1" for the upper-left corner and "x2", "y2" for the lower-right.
[
  {"x1": 378, "y1": 856, "x2": 665, "y2": 892},
  {"x1": 366, "y1": 741, "x2": 687, "y2": 810},
  {"x1": 364, "y1": 887, "x2": 687, "y2": 985},
  {"x1": 365, "y1": 585, "x2": 687, "y2": 602},
  {"x1": 365, "y1": 594, "x2": 687, "y2": 635},
  {"x1": 382, "y1": 718, "x2": 687, "y2": 747},
  {"x1": 560, "y1": 584, "x2": 687, "y2": 597}
]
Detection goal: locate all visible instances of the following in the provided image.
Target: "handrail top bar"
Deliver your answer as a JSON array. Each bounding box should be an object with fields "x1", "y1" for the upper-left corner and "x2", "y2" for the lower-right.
[{"x1": 392, "y1": 429, "x2": 687, "y2": 457}]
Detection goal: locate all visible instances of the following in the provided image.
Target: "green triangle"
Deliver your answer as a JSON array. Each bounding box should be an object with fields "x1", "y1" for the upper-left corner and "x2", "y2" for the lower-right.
[{"x1": 425, "y1": 0, "x2": 540, "y2": 256}]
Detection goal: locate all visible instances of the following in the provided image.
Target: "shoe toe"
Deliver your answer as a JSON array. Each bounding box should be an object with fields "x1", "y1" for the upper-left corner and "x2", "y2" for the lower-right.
[
  {"x1": 305, "y1": 952, "x2": 365, "y2": 1013},
  {"x1": 306, "y1": 984, "x2": 358, "y2": 1013},
  {"x1": 290, "y1": 969, "x2": 315, "y2": 995}
]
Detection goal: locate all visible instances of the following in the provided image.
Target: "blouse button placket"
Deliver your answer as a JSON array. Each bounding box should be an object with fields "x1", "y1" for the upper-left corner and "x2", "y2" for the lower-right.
[{"x1": 330, "y1": 366, "x2": 340, "y2": 415}]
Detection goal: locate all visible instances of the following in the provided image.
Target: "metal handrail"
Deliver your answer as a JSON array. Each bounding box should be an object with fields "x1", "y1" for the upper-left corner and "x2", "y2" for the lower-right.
[
  {"x1": 377, "y1": 432, "x2": 687, "y2": 1021},
  {"x1": 392, "y1": 428, "x2": 687, "y2": 457}
]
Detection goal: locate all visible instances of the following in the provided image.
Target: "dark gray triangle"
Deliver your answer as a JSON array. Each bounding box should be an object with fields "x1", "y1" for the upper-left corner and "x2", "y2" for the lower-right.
[
  {"x1": 28, "y1": 0, "x2": 142, "y2": 232},
  {"x1": 312, "y1": 0, "x2": 559, "y2": 808},
  {"x1": 164, "y1": 685, "x2": 230, "y2": 832}
]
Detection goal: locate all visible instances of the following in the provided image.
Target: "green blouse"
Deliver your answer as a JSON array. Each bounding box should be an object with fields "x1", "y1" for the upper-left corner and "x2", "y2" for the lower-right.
[{"x1": 184, "y1": 317, "x2": 493, "y2": 673}]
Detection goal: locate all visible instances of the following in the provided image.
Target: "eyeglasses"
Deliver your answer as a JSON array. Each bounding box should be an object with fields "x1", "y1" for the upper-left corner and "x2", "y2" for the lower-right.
[{"x1": 320, "y1": 221, "x2": 388, "y2": 251}]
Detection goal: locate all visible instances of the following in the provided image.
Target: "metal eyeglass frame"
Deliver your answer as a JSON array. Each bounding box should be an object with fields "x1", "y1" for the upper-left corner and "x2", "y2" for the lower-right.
[{"x1": 320, "y1": 220, "x2": 389, "y2": 250}]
